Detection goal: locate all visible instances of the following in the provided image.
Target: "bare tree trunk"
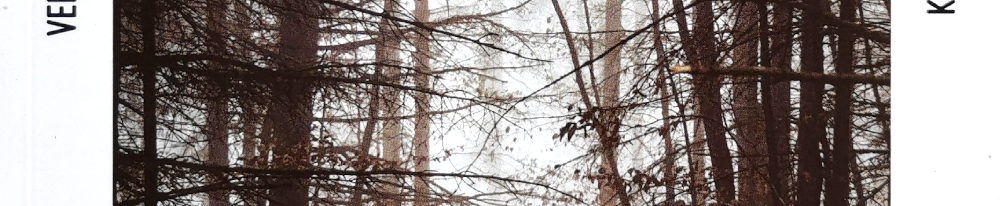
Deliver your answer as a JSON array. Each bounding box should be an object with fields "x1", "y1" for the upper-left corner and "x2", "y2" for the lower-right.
[
  {"x1": 598, "y1": 0, "x2": 629, "y2": 205},
  {"x1": 691, "y1": 0, "x2": 737, "y2": 204},
  {"x1": 825, "y1": 0, "x2": 857, "y2": 204},
  {"x1": 651, "y1": 0, "x2": 676, "y2": 204},
  {"x1": 690, "y1": 110, "x2": 708, "y2": 206},
  {"x1": 239, "y1": 97, "x2": 266, "y2": 206},
  {"x1": 141, "y1": 0, "x2": 159, "y2": 204},
  {"x1": 374, "y1": 1, "x2": 404, "y2": 205},
  {"x1": 205, "y1": 0, "x2": 231, "y2": 205},
  {"x1": 413, "y1": 0, "x2": 432, "y2": 205},
  {"x1": 206, "y1": 87, "x2": 230, "y2": 206},
  {"x1": 730, "y1": 1, "x2": 768, "y2": 205},
  {"x1": 767, "y1": 0, "x2": 794, "y2": 205},
  {"x1": 795, "y1": 0, "x2": 827, "y2": 204},
  {"x1": 229, "y1": 0, "x2": 266, "y2": 204},
  {"x1": 271, "y1": 0, "x2": 318, "y2": 205},
  {"x1": 668, "y1": 1, "x2": 706, "y2": 204}
]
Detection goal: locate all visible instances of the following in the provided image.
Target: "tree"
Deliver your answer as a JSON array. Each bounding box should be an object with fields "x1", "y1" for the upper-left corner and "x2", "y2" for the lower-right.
[
  {"x1": 795, "y1": 0, "x2": 828, "y2": 204},
  {"x1": 729, "y1": 1, "x2": 769, "y2": 205},
  {"x1": 412, "y1": 0, "x2": 432, "y2": 205},
  {"x1": 269, "y1": 0, "x2": 319, "y2": 205},
  {"x1": 596, "y1": 0, "x2": 629, "y2": 205},
  {"x1": 691, "y1": 0, "x2": 738, "y2": 204},
  {"x1": 765, "y1": 0, "x2": 794, "y2": 204},
  {"x1": 826, "y1": 0, "x2": 858, "y2": 204},
  {"x1": 377, "y1": 0, "x2": 404, "y2": 205},
  {"x1": 651, "y1": 0, "x2": 677, "y2": 204},
  {"x1": 204, "y1": 0, "x2": 232, "y2": 205},
  {"x1": 139, "y1": 0, "x2": 158, "y2": 205}
]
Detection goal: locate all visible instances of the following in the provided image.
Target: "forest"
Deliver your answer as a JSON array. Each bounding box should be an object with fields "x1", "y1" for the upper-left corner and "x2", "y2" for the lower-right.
[{"x1": 112, "y1": 0, "x2": 890, "y2": 205}]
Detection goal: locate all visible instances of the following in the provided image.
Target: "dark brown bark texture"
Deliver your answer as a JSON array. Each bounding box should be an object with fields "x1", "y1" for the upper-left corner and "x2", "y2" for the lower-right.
[
  {"x1": 691, "y1": 0, "x2": 737, "y2": 204},
  {"x1": 795, "y1": 0, "x2": 827, "y2": 205},
  {"x1": 730, "y1": 1, "x2": 769, "y2": 206},
  {"x1": 270, "y1": 1, "x2": 319, "y2": 205},
  {"x1": 767, "y1": 0, "x2": 794, "y2": 205},
  {"x1": 141, "y1": 0, "x2": 159, "y2": 205},
  {"x1": 826, "y1": 0, "x2": 858, "y2": 204}
]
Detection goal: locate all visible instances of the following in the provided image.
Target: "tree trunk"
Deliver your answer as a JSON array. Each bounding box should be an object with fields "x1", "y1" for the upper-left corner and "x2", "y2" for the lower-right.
[
  {"x1": 825, "y1": 0, "x2": 857, "y2": 204},
  {"x1": 767, "y1": 0, "x2": 794, "y2": 205},
  {"x1": 691, "y1": 0, "x2": 737, "y2": 204},
  {"x1": 795, "y1": 0, "x2": 827, "y2": 204},
  {"x1": 141, "y1": 0, "x2": 159, "y2": 204},
  {"x1": 239, "y1": 97, "x2": 266, "y2": 206},
  {"x1": 598, "y1": 0, "x2": 629, "y2": 205},
  {"x1": 669, "y1": 1, "x2": 706, "y2": 204},
  {"x1": 270, "y1": 0, "x2": 318, "y2": 205},
  {"x1": 413, "y1": 0, "x2": 432, "y2": 205},
  {"x1": 690, "y1": 110, "x2": 708, "y2": 206},
  {"x1": 376, "y1": 1, "x2": 404, "y2": 205},
  {"x1": 206, "y1": 85, "x2": 230, "y2": 206},
  {"x1": 651, "y1": 0, "x2": 676, "y2": 204},
  {"x1": 730, "y1": 2, "x2": 769, "y2": 205},
  {"x1": 205, "y1": 0, "x2": 231, "y2": 205}
]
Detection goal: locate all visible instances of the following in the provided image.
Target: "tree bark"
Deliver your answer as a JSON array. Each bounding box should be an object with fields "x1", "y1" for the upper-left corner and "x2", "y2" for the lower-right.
[
  {"x1": 413, "y1": 0, "x2": 432, "y2": 205},
  {"x1": 730, "y1": 2, "x2": 769, "y2": 206},
  {"x1": 270, "y1": 1, "x2": 319, "y2": 205},
  {"x1": 377, "y1": 1, "x2": 404, "y2": 205},
  {"x1": 141, "y1": 0, "x2": 159, "y2": 204},
  {"x1": 795, "y1": 0, "x2": 827, "y2": 204},
  {"x1": 205, "y1": 0, "x2": 231, "y2": 205},
  {"x1": 598, "y1": 0, "x2": 629, "y2": 205},
  {"x1": 651, "y1": 0, "x2": 677, "y2": 204},
  {"x1": 691, "y1": 0, "x2": 737, "y2": 204},
  {"x1": 825, "y1": 0, "x2": 857, "y2": 204},
  {"x1": 767, "y1": 1, "x2": 794, "y2": 205}
]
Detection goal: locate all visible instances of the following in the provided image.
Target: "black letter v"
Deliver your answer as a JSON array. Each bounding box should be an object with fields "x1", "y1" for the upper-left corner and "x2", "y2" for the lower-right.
[
  {"x1": 928, "y1": 0, "x2": 956, "y2": 14},
  {"x1": 47, "y1": 20, "x2": 76, "y2": 36}
]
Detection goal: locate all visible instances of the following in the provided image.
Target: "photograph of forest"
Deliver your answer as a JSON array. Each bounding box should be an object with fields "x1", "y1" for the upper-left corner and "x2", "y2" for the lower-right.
[{"x1": 112, "y1": 0, "x2": 890, "y2": 205}]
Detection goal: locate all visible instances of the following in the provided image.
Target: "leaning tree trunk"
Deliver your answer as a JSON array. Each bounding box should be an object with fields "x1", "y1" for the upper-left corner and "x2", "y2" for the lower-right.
[
  {"x1": 270, "y1": 0, "x2": 319, "y2": 205},
  {"x1": 689, "y1": 108, "x2": 709, "y2": 206},
  {"x1": 669, "y1": 0, "x2": 707, "y2": 204},
  {"x1": 691, "y1": 0, "x2": 737, "y2": 204}
]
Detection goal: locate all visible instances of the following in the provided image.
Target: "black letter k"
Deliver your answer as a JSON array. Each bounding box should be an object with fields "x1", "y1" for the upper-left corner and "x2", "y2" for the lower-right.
[{"x1": 928, "y1": 0, "x2": 955, "y2": 14}]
